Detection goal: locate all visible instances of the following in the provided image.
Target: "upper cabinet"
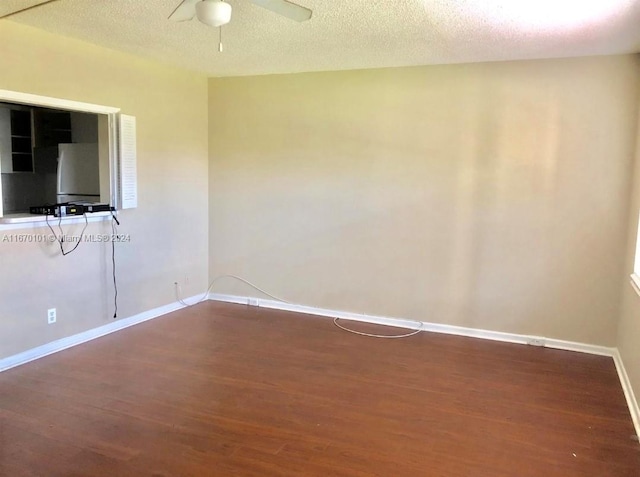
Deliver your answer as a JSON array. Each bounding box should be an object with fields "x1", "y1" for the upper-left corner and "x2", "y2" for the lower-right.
[
  {"x1": 0, "y1": 108, "x2": 11, "y2": 173},
  {"x1": 0, "y1": 106, "x2": 35, "y2": 173},
  {"x1": 10, "y1": 109, "x2": 34, "y2": 172},
  {"x1": 33, "y1": 110, "x2": 72, "y2": 148},
  {"x1": 70, "y1": 112, "x2": 99, "y2": 143},
  {"x1": 0, "y1": 105, "x2": 34, "y2": 173}
]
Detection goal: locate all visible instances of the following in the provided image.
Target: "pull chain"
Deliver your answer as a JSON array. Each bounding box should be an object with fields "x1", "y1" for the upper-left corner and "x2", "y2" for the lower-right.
[{"x1": 219, "y1": 25, "x2": 223, "y2": 52}]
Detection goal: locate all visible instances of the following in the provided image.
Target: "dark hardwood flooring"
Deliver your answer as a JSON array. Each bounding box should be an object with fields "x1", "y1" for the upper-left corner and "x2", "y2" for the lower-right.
[{"x1": 0, "y1": 301, "x2": 639, "y2": 476}]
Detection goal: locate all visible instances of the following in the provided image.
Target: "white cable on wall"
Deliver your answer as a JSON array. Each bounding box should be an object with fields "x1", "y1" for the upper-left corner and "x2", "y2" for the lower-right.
[
  {"x1": 174, "y1": 274, "x2": 291, "y2": 307},
  {"x1": 175, "y1": 275, "x2": 423, "y2": 339}
]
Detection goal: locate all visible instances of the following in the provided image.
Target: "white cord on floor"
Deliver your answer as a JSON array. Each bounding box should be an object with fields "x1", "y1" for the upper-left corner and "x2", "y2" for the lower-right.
[
  {"x1": 175, "y1": 275, "x2": 422, "y2": 339},
  {"x1": 332, "y1": 317, "x2": 423, "y2": 339}
]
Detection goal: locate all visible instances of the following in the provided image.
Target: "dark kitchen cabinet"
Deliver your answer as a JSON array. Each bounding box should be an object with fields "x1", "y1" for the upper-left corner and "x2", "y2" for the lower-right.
[
  {"x1": 9, "y1": 109, "x2": 33, "y2": 173},
  {"x1": 34, "y1": 110, "x2": 72, "y2": 147}
]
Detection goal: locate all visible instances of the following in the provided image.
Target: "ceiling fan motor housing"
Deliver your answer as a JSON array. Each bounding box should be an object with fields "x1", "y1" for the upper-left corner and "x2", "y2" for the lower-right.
[{"x1": 196, "y1": 0, "x2": 232, "y2": 27}]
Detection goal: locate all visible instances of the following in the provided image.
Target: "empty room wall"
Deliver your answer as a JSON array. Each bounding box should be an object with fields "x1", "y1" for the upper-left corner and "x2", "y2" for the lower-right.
[
  {"x1": 209, "y1": 55, "x2": 639, "y2": 346},
  {"x1": 0, "y1": 22, "x2": 209, "y2": 359}
]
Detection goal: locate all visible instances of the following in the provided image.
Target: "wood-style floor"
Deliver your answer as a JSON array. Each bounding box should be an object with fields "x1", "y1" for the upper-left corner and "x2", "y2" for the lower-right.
[{"x1": 0, "y1": 302, "x2": 638, "y2": 476}]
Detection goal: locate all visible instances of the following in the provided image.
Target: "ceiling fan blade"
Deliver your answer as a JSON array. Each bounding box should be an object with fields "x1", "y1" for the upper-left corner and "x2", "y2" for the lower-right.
[
  {"x1": 250, "y1": 0, "x2": 312, "y2": 22},
  {"x1": 0, "y1": 0, "x2": 62, "y2": 20},
  {"x1": 168, "y1": 0, "x2": 200, "y2": 22}
]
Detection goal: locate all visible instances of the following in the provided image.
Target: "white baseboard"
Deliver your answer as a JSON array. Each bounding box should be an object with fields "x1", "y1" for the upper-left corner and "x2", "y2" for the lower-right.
[
  {"x1": 0, "y1": 295, "x2": 198, "y2": 373},
  {"x1": 208, "y1": 293, "x2": 615, "y2": 356},
  {"x1": 206, "y1": 292, "x2": 251, "y2": 306},
  {"x1": 208, "y1": 292, "x2": 637, "y2": 437},
  {"x1": 612, "y1": 349, "x2": 640, "y2": 439}
]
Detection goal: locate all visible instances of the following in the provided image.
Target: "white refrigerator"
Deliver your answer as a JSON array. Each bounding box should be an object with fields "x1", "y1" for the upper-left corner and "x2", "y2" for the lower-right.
[{"x1": 56, "y1": 143, "x2": 100, "y2": 203}]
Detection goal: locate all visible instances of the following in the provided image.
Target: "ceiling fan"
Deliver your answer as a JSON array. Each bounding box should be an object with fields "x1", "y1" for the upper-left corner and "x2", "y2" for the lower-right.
[
  {"x1": 169, "y1": 0, "x2": 313, "y2": 26},
  {"x1": 0, "y1": 0, "x2": 62, "y2": 19},
  {"x1": 0, "y1": 0, "x2": 313, "y2": 24},
  {"x1": 0, "y1": 0, "x2": 312, "y2": 53}
]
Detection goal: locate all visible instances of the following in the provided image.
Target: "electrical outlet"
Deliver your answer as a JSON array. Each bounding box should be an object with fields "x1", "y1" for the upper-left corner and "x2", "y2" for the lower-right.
[
  {"x1": 47, "y1": 308, "x2": 56, "y2": 324},
  {"x1": 526, "y1": 337, "x2": 546, "y2": 347},
  {"x1": 248, "y1": 298, "x2": 259, "y2": 307}
]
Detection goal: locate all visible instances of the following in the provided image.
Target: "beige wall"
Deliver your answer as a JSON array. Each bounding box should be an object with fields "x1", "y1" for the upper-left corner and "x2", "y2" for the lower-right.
[
  {"x1": 617, "y1": 88, "x2": 640, "y2": 404},
  {"x1": 0, "y1": 22, "x2": 209, "y2": 359},
  {"x1": 1, "y1": 19, "x2": 638, "y2": 394},
  {"x1": 209, "y1": 55, "x2": 640, "y2": 346}
]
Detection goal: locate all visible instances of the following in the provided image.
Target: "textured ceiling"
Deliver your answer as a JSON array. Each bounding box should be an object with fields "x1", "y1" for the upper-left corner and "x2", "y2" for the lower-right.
[{"x1": 3, "y1": 0, "x2": 640, "y2": 77}]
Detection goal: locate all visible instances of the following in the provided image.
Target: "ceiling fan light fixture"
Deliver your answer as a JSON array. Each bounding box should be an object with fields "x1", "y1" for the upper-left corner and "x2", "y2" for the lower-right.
[{"x1": 196, "y1": 0, "x2": 232, "y2": 27}]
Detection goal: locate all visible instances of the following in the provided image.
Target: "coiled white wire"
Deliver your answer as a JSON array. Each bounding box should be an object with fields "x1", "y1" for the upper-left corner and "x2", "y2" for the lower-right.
[{"x1": 175, "y1": 275, "x2": 423, "y2": 339}]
